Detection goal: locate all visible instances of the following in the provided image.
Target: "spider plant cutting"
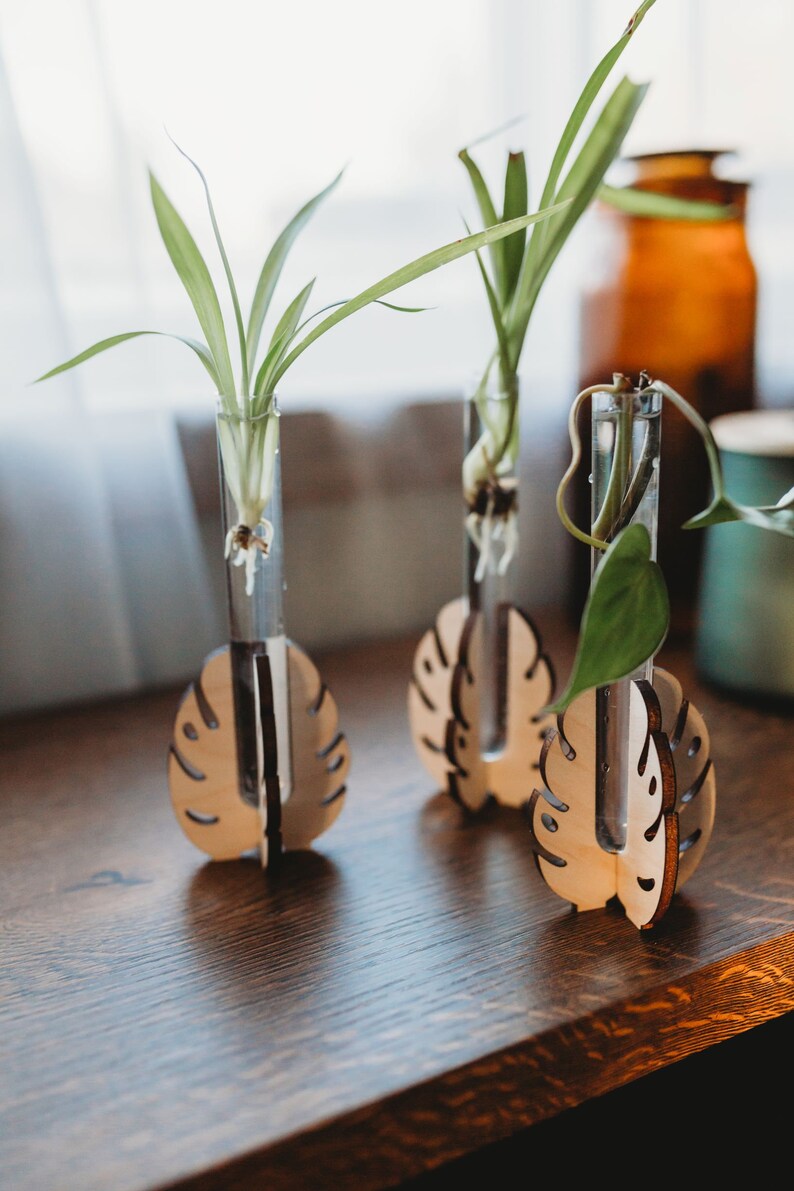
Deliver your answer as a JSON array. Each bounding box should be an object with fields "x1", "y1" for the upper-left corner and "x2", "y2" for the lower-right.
[
  {"x1": 36, "y1": 143, "x2": 569, "y2": 595},
  {"x1": 551, "y1": 373, "x2": 794, "y2": 714},
  {"x1": 458, "y1": 0, "x2": 729, "y2": 577},
  {"x1": 406, "y1": 0, "x2": 733, "y2": 812}
]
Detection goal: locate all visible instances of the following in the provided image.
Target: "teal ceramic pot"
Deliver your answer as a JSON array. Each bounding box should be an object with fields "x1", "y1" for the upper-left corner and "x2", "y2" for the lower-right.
[{"x1": 695, "y1": 409, "x2": 794, "y2": 701}]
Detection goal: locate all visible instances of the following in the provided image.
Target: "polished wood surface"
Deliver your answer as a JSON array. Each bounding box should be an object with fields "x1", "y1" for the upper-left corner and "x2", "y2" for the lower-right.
[{"x1": 1, "y1": 611, "x2": 793, "y2": 1191}]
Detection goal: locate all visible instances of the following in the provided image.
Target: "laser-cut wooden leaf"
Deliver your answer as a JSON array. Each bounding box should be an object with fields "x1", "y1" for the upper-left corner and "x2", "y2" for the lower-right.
[
  {"x1": 168, "y1": 647, "x2": 260, "y2": 860},
  {"x1": 447, "y1": 606, "x2": 556, "y2": 812},
  {"x1": 168, "y1": 643, "x2": 348, "y2": 863},
  {"x1": 652, "y1": 667, "x2": 716, "y2": 889},
  {"x1": 528, "y1": 679, "x2": 678, "y2": 929},
  {"x1": 407, "y1": 598, "x2": 468, "y2": 791},
  {"x1": 282, "y1": 642, "x2": 349, "y2": 851},
  {"x1": 409, "y1": 599, "x2": 555, "y2": 812}
]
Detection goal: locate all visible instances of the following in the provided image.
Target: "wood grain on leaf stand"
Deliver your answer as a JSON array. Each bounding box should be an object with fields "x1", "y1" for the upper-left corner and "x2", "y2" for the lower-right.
[
  {"x1": 408, "y1": 597, "x2": 555, "y2": 811},
  {"x1": 169, "y1": 647, "x2": 260, "y2": 859},
  {"x1": 528, "y1": 668, "x2": 716, "y2": 929},
  {"x1": 169, "y1": 643, "x2": 349, "y2": 865}
]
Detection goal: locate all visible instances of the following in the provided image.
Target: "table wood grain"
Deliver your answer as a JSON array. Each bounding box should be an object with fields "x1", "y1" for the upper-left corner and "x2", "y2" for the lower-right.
[{"x1": 1, "y1": 611, "x2": 793, "y2": 1190}]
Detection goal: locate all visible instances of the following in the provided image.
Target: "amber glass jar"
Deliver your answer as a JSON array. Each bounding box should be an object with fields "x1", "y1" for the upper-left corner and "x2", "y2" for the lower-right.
[{"x1": 572, "y1": 150, "x2": 758, "y2": 640}]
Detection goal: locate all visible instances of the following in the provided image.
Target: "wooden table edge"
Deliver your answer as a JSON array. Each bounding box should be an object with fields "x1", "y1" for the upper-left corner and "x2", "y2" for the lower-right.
[{"x1": 155, "y1": 935, "x2": 794, "y2": 1191}]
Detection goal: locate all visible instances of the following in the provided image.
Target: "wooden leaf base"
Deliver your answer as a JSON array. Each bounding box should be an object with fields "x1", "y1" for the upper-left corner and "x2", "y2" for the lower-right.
[
  {"x1": 168, "y1": 642, "x2": 349, "y2": 866},
  {"x1": 527, "y1": 667, "x2": 717, "y2": 929},
  {"x1": 408, "y1": 597, "x2": 556, "y2": 812}
]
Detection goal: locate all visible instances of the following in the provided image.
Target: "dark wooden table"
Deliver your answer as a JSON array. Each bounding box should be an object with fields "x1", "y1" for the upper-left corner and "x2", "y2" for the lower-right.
[{"x1": 2, "y1": 611, "x2": 793, "y2": 1190}]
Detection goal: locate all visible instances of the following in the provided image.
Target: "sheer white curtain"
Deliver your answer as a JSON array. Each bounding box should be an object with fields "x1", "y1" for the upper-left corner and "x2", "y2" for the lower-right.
[
  {"x1": 0, "y1": 0, "x2": 518, "y2": 715},
  {"x1": 0, "y1": 12, "x2": 225, "y2": 714},
  {"x1": 2, "y1": 0, "x2": 793, "y2": 715}
]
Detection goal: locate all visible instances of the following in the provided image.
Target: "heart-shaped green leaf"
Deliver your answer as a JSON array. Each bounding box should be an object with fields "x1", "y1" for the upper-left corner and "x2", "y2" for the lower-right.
[{"x1": 547, "y1": 523, "x2": 669, "y2": 714}]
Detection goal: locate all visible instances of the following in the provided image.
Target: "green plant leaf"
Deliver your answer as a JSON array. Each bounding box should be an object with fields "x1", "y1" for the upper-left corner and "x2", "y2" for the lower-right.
[
  {"x1": 246, "y1": 169, "x2": 344, "y2": 370},
  {"x1": 535, "y1": 0, "x2": 657, "y2": 219},
  {"x1": 253, "y1": 278, "x2": 316, "y2": 397},
  {"x1": 253, "y1": 293, "x2": 433, "y2": 399},
  {"x1": 546, "y1": 523, "x2": 669, "y2": 714},
  {"x1": 509, "y1": 0, "x2": 658, "y2": 364},
  {"x1": 269, "y1": 279, "x2": 317, "y2": 352},
  {"x1": 458, "y1": 147, "x2": 503, "y2": 292},
  {"x1": 467, "y1": 237, "x2": 511, "y2": 385},
  {"x1": 509, "y1": 76, "x2": 648, "y2": 365},
  {"x1": 650, "y1": 378, "x2": 794, "y2": 538},
  {"x1": 34, "y1": 331, "x2": 220, "y2": 389},
  {"x1": 270, "y1": 200, "x2": 572, "y2": 388},
  {"x1": 684, "y1": 492, "x2": 794, "y2": 537},
  {"x1": 149, "y1": 171, "x2": 235, "y2": 397},
  {"x1": 458, "y1": 148, "x2": 500, "y2": 227},
  {"x1": 168, "y1": 137, "x2": 251, "y2": 396},
  {"x1": 598, "y1": 183, "x2": 733, "y2": 221},
  {"x1": 501, "y1": 151, "x2": 528, "y2": 304}
]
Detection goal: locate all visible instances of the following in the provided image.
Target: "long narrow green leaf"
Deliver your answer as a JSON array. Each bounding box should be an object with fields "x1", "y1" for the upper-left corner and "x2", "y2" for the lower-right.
[
  {"x1": 253, "y1": 278, "x2": 316, "y2": 397},
  {"x1": 34, "y1": 331, "x2": 220, "y2": 389},
  {"x1": 500, "y1": 151, "x2": 528, "y2": 305},
  {"x1": 458, "y1": 148, "x2": 503, "y2": 291},
  {"x1": 253, "y1": 292, "x2": 432, "y2": 399},
  {"x1": 267, "y1": 279, "x2": 316, "y2": 358},
  {"x1": 536, "y1": 0, "x2": 657, "y2": 217},
  {"x1": 597, "y1": 183, "x2": 733, "y2": 221},
  {"x1": 463, "y1": 219, "x2": 511, "y2": 384},
  {"x1": 246, "y1": 169, "x2": 344, "y2": 370},
  {"x1": 293, "y1": 296, "x2": 430, "y2": 332},
  {"x1": 168, "y1": 137, "x2": 250, "y2": 397},
  {"x1": 522, "y1": 0, "x2": 657, "y2": 318},
  {"x1": 458, "y1": 148, "x2": 500, "y2": 229},
  {"x1": 508, "y1": 77, "x2": 647, "y2": 365},
  {"x1": 270, "y1": 201, "x2": 572, "y2": 388},
  {"x1": 149, "y1": 172, "x2": 235, "y2": 397}
]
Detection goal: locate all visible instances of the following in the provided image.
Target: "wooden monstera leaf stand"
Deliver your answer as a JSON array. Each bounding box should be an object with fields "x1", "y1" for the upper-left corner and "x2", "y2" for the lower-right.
[
  {"x1": 408, "y1": 596, "x2": 557, "y2": 812},
  {"x1": 528, "y1": 668, "x2": 716, "y2": 929},
  {"x1": 168, "y1": 642, "x2": 349, "y2": 869}
]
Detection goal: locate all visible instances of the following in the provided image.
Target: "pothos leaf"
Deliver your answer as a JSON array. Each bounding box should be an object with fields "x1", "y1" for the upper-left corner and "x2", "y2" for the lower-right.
[
  {"x1": 653, "y1": 380, "x2": 794, "y2": 538},
  {"x1": 546, "y1": 524, "x2": 669, "y2": 714},
  {"x1": 684, "y1": 492, "x2": 794, "y2": 537}
]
